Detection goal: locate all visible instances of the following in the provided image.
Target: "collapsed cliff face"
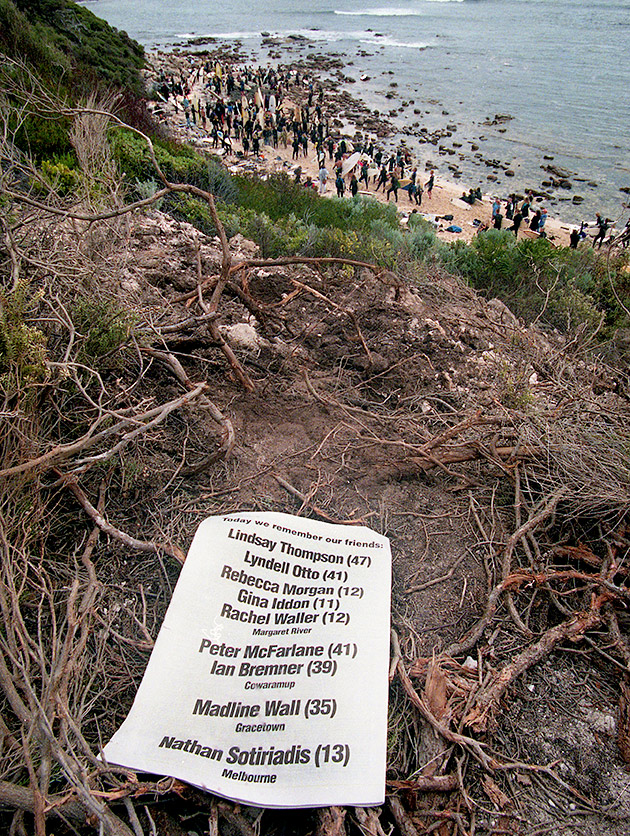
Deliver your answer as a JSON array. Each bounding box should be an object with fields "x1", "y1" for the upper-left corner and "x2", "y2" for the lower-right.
[
  {"x1": 2, "y1": 198, "x2": 630, "y2": 835},
  {"x1": 91, "y1": 209, "x2": 630, "y2": 834}
]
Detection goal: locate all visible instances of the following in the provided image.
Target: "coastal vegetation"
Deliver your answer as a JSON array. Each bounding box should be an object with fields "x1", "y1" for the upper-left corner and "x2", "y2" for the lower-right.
[{"x1": 2, "y1": 3, "x2": 630, "y2": 835}]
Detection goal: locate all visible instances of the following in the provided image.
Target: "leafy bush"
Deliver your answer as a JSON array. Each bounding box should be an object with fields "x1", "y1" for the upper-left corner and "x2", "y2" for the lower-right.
[
  {"x1": 0, "y1": 280, "x2": 47, "y2": 383},
  {"x1": 72, "y1": 297, "x2": 134, "y2": 360}
]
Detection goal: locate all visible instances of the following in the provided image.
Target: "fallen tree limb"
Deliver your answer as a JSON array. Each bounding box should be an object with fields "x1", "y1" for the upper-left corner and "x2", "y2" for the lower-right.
[
  {"x1": 464, "y1": 594, "x2": 607, "y2": 732},
  {"x1": 61, "y1": 474, "x2": 186, "y2": 564}
]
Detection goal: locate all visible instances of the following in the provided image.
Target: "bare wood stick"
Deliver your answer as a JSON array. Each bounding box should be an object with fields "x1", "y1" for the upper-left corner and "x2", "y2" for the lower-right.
[
  {"x1": 464, "y1": 595, "x2": 606, "y2": 732},
  {"x1": 388, "y1": 776, "x2": 459, "y2": 793},
  {"x1": 404, "y1": 552, "x2": 467, "y2": 595},
  {"x1": 61, "y1": 475, "x2": 186, "y2": 564},
  {"x1": 396, "y1": 660, "x2": 495, "y2": 770},
  {"x1": 273, "y1": 474, "x2": 364, "y2": 525},
  {"x1": 388, "y1": 797, "x2": 421, "y2": 836},
  {"x1": 142, "y1": 348, "x2": 235, "y2": 469},
  {"x1": 354, "y1": 807, "x2": 387, "y2": 836},
  {"x1": 316, "y1": 806, "x2": 347, "y2": 836}
]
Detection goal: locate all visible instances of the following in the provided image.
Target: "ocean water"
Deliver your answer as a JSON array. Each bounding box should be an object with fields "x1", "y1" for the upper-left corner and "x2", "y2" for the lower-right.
[{"x1": 80, "y1": 0, "x2": 630, "y2": 223}]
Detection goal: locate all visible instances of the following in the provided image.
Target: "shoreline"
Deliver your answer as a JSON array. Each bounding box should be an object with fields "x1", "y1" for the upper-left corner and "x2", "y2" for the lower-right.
[{"x1": 142, "y1": 44, "x2": 612, "y2": 249}]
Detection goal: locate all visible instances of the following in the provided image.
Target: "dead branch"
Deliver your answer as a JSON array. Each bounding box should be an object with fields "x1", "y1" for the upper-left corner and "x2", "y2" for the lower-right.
[
  {"x1": 464, "y1": 595, "x2": 607, "y2": 732},
  {"x1": 316, "y1": 806, "x2": 347, "y2": 836},
  {"x1": 141, "y1": 348, "x2": 235, "y2": 472},
  {"x1": 61, "y1": 474, "x2": 186, "y2": 564},
  {"x1": 396, "y1": 659, "x2": 495, "y2": 770},
  {"x1": 273, "y1": 474, "x2": 365, "y2": 525}
]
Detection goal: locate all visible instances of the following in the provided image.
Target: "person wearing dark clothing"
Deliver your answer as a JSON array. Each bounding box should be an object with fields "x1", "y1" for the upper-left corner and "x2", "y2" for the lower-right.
[
  {"x1": 358, "y1": 161, "x2": 369, "y2": 188},
  {"x1": 426, "y1": 170, "x2": 434, "y2": 198},
  {"x1": 511, "y1": 211, "x2": 523, "y2": 237},
  {"x1": 529, "y1": 210, "x2": 541, "y2": 232},
  {"x1": 386, "y1": 173, "x2": 399, "y2": 202},
  {"x1": 375, "y1": 165, "x2": 388, "y2": 192},
  {"x1": 349, "y1": 174, "x2": 358, "y2": 197},
  {"x1": 569, "y1": 227, "x2": 580, "y2": 249},
  {"x1": 493, "y1": 212, "x2": 503, "y2": 230},
  {"x1": 521, "y1": 198, "x2": 531, "y2": 220},
  {"x1": 593, "y1": 213, "x2": 610, "y2": 248},
  {"x1": 335, "y1": 173, "x2": 345, "y2": 198}
]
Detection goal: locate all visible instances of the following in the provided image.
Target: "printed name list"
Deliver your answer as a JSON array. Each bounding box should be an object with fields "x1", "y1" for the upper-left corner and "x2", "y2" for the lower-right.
[{"x1": 102, "y1": 512, "x2": 391, "y2": 808}]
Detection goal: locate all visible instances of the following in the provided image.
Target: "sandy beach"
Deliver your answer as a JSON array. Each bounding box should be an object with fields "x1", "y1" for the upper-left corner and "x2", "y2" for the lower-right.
[{"x1": 145, "y1": 49, "x2": 576, "y2": 248}]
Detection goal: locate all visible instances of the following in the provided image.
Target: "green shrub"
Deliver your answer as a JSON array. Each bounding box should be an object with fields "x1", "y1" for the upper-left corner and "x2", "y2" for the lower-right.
[
  {"x1": 72, "y1": 297, "x2": 134, "y2": 360},
  {"x1": 0, "y1": 280, "x2": 47, "y2": 383}
]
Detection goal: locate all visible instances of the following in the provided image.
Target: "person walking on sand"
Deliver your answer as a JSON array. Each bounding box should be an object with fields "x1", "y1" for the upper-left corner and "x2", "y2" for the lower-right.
[
  {"x1": 335, "y1": 172, "x2": 345, "y2": 198},
  {"x1": 349, "y1": 173, "x2": 359, "y2": 197},
  {"x1": 386, "y1": 172, "x2": 399, "y2": 203},
  {"x1": 358, "y1": 160, "x2": 369, "y2": 189},
  {"x1": 426, "y1": 170, "x2": 435, "y2": 199},
  {"x1": 375, "y1": 165, "x2": 388, "y2": 192}
]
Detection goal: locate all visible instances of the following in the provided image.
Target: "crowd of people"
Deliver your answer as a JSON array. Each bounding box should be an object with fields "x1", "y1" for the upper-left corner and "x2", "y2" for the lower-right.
[{"x1": 152, "y1": 56, "x2": 627, "y2": 249}]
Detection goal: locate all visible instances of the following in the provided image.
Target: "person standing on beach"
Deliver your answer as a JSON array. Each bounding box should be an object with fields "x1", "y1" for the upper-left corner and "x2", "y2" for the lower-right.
[
  {"x1": 318, "y1": 163, "x2": 328, "y2": 195},
  {"x1": 335, "y1": 172, "x2": 345, "y2": 198},
  {"x1": 349, "y1": 173, "x2": 359, "y2": 197},
  {"x1": 375, "y1": 165, "x2": 388, "y2": 192},
  {"x1": 520, "y1": 196, "x2": 531, "y2": 220},
  {"x1": 511, "y1": 209, "x2": 523, "y2": 237},
  {"x1": 358, "y1": 160, "x2": 369, "y2": 189},
  {"x1": 538, "y1": 208, "x2": 548, "y2": 238},
  {"x1": 426, "y1": 170, "x2": 435, "y2": 199},
  {"x1": 529, "y1": 209, "x2": 541, "y2": 232},
  {"x1": 593, "y1": 213, "x2": 609, "y2": 248},
  {"x1": 386, "y1": 172, "x2": 399, "y2": 203}
]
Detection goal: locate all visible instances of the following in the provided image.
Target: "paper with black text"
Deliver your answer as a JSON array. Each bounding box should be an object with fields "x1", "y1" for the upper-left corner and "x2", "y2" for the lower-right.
[{"x1": 102, "y1": 512, "x2": 391, "y2": 808}]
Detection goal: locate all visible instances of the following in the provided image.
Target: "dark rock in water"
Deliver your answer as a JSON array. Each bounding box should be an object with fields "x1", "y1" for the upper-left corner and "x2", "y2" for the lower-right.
[
  {"x1": 542, "y1": 180, "x2": 552, "y2": 187},
  {"x1": 487, "y1": 174, "x2": 498, "y2": 181},
  {"x1": 619, "y1": 186, "x2": 630, "y2": 194},
  {"x1": 505, "y1": 170, "x2": 515, "y2": 177},
  {"x1": 470, "y1": 143, "x2": 479, "y2": 151},
  {"x1": 588, "y1": 181, "x2": 598, "y2": 188},
  {"x1": 414, "y1": 109, "x2": 421, "y2": 114},
  {"x1": 446, "y1": 124, "x2": 457, "y2": 131},
  {"x1": 442, "y1": 110, "x2": 449, "y2": 115},
  {"x1": 572, "y1": 195, "x2": 584, "y2": 204},
  {"x1": 544, "y1": 164, "x2": 573, "y2": 179},
  {"x1": 543, "y1": 154, "x2": 554, "y2": 160},
  {"x1": 483, "y1": 113, "x2": 513, "y2": 126}
]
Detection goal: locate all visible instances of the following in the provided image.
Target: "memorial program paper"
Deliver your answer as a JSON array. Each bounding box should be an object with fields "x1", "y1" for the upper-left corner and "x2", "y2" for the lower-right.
[{"x1": 102, "y1": 512, "x2": 392, "y2": 808}]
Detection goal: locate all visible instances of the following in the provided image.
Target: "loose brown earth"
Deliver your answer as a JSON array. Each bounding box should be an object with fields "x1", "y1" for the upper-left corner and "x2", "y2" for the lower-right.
[{"x1": 82, "y1": 207, "x2": 630, "y2": 836}]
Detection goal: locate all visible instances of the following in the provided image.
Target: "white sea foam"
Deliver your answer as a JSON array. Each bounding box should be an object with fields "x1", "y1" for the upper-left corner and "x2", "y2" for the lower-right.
[{"x1": 334, "y1": 8, "x2": 425, "y2": 16}]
